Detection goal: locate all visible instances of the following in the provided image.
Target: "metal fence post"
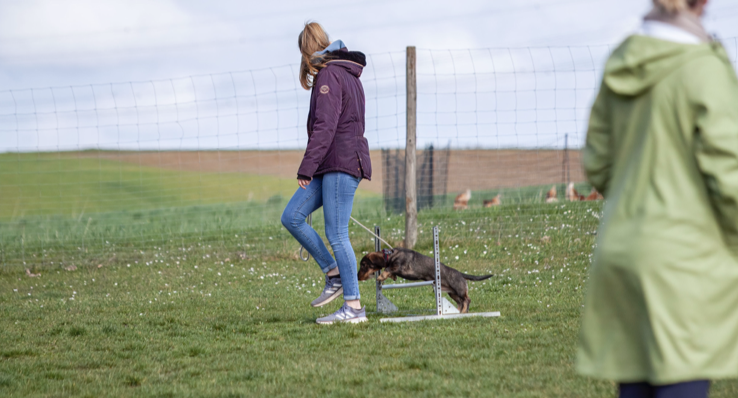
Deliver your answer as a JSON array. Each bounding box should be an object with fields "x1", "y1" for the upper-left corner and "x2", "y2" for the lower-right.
[
  {"x1": 433, "y1": 226, "x2": 442, "y2": 316},
  {"x1": 429, "y1": 144, "x2": 434, "y2": 209},
  {"x1": 405, "y1": 46, "x2": 418, "y2": 249},
  {"x1": 375, "y1": 225, "x2": 381, "y2": 287},
  {"x1": 563, "y1": 133, "x2": 569, "y2": 184},
  {"x1": 382, "y1": 149, "x2": 394, "y2": 214},
  {"x1": 394, "y1": 149, "x2": 401, "y2": 214}
]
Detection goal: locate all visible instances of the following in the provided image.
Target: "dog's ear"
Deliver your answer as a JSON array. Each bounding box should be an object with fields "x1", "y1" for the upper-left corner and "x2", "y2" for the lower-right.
[
  {"x1": 358, "y1": 253, "x2": 383, "y2": 269},
  {"x1": 366, "y1": 252, "x2": 386, "y2": 268},
  {"x1": 357, "y1": 253, "x2": 385, "y2": 281}
]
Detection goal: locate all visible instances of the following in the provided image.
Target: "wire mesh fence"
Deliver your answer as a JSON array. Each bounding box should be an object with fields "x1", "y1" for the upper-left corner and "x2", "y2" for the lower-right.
[
  {"x1": 1, "y1": 38, "x2": 737, "y2": 269},
  {"x1": 381, "y1": 144, "x2": 451, "y2": 215},
  {"x1": 400, "y1": 40, "x2": 738, "y2": 248}
]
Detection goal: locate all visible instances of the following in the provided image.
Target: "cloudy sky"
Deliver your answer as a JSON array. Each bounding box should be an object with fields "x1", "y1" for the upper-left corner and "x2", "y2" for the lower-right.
[{"x1": 1, "y1": 0, "x2": 738, "y2": 151}]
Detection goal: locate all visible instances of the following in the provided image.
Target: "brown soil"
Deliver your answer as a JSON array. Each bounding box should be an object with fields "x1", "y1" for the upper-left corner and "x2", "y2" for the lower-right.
[
  {"x1": 71, "y1": 149, "x2": 584, "y2": 195},
  {"x1": 443, "y1": 149, "x2": 584, "y2": 193}
]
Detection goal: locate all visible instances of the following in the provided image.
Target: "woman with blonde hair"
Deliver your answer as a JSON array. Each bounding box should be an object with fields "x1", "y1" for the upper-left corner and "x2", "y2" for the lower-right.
[
  {"x1": 578, "y1": 0, "x2": 738, "y2": 396},
  {"x1": 281, "y1": 22, "x2": 371, "y2": 324}
]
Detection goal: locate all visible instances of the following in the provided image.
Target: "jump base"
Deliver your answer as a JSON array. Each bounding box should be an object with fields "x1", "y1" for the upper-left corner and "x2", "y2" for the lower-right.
[{"x1": 380, "y1": 311, "x2": 501, "y2": 323}]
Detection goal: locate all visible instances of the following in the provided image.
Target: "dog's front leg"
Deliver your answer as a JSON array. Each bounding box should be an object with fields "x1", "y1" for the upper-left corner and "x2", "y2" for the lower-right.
[{"x1": 377, "y1": 270, "x2": 394, "y2": 282}]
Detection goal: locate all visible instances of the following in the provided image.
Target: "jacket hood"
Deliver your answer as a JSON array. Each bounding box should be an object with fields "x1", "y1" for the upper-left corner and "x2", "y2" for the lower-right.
[
  {"x1": 326, "y1": 48, "x2": 366, "y2": 78},
  {"x1": 314, "y1": 39, "x2": 346, "y2": 56},
  {"x1": 603, "y1": 35, "x2": 714, "y2": 97}
]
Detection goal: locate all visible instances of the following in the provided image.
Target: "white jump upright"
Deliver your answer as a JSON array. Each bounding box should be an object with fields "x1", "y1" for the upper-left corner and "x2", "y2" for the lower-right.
[{"x1": 376, "y1": 225, "x2": 501, "y2": 323}]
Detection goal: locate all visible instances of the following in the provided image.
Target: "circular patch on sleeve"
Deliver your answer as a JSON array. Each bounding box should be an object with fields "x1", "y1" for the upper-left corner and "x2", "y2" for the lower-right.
[{"x1": 319, "y1": 85, "x2": 330, "y2": 94}]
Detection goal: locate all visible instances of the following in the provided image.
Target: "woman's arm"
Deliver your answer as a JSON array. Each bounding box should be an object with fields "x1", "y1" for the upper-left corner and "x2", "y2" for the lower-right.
[
  {"x1": 692, "y1": 56, "x2": 738, "y2": 243},
  {"x1": 583, "y1": 83, "x2": 613, "y2": 196},
  {"x1": 297, "y1": 68, "x2": 343, "y2": 180}
]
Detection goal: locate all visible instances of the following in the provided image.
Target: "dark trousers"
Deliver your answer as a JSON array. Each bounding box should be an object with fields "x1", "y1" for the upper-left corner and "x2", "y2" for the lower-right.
[{"x1": 619, "y1": 380, "x2": 710, "y2": 398}]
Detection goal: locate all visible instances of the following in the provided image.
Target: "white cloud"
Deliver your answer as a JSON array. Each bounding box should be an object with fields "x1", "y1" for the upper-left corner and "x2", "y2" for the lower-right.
[
  {"x1": 0, "y1": 0, "x2": 239, "y2": 65},
  {"x1": 1, "y1": 0, "x2": 738, "y2": 152},
  {"x1": 0, "y1": 0, "x2": 188, "y2": 37}
]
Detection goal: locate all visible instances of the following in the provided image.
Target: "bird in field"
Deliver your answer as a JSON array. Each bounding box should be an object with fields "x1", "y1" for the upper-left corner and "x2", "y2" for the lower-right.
[
  {"x1": 545, "y1": 185, "x2": 558, "y2": 203},
  {"x1": 484, "y1": 194, "x2": 502, "y2": 207},
  {"x1": 566, "y1": 182, "x2": 585, "y2": 201},
  {"x1": 584, "y1": 189, "x2": 604, "y2": 201},
  {"x1": 454, "y1": 189, "x2": 471, "y2": 210}
]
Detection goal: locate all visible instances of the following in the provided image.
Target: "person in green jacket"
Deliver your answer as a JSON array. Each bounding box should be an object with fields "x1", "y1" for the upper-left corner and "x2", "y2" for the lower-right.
[{"x1": 577, "y1": 0, "x2": 738, "y2": 397}]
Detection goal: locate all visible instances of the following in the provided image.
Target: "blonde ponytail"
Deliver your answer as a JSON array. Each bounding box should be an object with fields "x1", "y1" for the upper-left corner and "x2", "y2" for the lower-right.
[
  {"x1": 652, "y1": 0, "x2": 700, "y2": 14},
  {"x1": 297, "y1": 22, "x2": 331, "y2": 90}
]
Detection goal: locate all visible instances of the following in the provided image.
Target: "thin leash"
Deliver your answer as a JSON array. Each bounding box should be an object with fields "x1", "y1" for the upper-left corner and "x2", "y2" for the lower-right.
[
  {"x1": 300, "y1": 215, "x2": 393, "y2": 262},
  {"x1": 349, "y1": 216, "x2": 394, "y2": 249}
]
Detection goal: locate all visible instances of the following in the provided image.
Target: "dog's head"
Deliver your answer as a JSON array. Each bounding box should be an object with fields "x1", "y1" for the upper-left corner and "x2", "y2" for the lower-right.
[{"x1": 357, "y1": 251, "x2": 388, "y2": 281}]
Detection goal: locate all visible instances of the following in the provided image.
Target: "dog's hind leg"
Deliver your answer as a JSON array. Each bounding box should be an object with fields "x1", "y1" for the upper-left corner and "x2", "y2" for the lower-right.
[
  {"x1": 461, "y1": 293, "x2": 471, "y2": 313},
  {"x1": 447, "y1": 292, "x2": 464, "y2": 312}
]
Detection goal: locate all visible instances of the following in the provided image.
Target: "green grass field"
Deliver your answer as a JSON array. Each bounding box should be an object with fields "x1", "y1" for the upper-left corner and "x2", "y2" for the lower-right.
[
  {"x1": 1, "y1": 152, "x2": 737, "y2": 397},
  {"x1": 0, "y1": 152, "x2": 376, "y2": 220}
]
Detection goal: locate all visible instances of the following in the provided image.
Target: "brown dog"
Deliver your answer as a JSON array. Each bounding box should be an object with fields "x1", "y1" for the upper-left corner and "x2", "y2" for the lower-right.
[{"x1": 358, "y1": 248, "x2": 493, "y2": 313}]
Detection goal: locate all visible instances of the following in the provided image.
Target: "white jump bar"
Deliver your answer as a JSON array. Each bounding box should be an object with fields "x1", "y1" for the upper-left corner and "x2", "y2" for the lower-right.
[
  {"x1": 381, "y1": 281, "x2": 434, "y2": 290},
  {"x1": 380, "y1": 311, "x2": 501, "y2": 323}
]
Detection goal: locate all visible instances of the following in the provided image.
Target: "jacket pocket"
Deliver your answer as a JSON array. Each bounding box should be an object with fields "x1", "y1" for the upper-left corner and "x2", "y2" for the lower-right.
[
  {"x1": 355, "y1": 151, "x2": 366, "y2": 179},
  {"x1": 355, "y1": 142, "x2": 372, "y2": 179}
]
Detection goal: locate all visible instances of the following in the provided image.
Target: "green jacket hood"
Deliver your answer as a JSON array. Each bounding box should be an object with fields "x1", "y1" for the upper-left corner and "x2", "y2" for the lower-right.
[{"x1": 603, "y1": 35, "x2": 715, "y2": 97}]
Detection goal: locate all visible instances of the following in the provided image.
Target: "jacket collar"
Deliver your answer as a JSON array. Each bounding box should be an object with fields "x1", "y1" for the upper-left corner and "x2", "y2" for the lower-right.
[
  {"x1": 643, "y1": 7, "x2": 711, "y2": 43},
  {"x1": 639, "y1": 20, "x2": 702, "y2": 44},
  {"x1": 311, "y1": 40, "x2": 366, "y2": 67},
  {"x1": 327, "y1": 48, "x2": 366, "y2": 67},
  {"x1": 324, "y1": 48, "x2": 366, "y2": 77}
]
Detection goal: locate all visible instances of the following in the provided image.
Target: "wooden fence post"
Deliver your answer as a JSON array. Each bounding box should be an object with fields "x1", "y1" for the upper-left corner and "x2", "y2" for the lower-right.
[{"x1": 405, "y1": 46, "x2": 418, "y2": 249}]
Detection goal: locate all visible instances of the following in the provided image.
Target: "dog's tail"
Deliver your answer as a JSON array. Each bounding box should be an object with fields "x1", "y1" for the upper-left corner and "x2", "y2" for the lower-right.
[{"x1": 461, "y1": 273, "x2": 493, "y2": 281}]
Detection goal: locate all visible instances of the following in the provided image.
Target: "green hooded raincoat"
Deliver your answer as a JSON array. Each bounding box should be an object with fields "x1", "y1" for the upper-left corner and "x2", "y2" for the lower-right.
[{"x1": 577, "y1": 35, "x2": 738, "y2": 383}]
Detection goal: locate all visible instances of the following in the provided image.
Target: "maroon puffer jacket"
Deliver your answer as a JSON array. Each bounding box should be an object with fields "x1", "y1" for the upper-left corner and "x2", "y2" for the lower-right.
[{"x1": 297, "y1": 49, "x2": 372, "y2": 181}]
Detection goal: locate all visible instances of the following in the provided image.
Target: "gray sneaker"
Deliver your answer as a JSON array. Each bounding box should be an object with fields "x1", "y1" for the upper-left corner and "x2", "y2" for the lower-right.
[
  {"x1": 310, "y1": 274, "x2": 343, "y2": 307},
  {"x1": 316, "y1": 303, "x2": 367, "y2": 324}
]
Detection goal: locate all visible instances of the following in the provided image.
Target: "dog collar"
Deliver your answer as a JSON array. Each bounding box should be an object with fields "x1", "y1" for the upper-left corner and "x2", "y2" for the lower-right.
[{"x1": 382, "y1": 249, "x2": 394, "y2": 263}]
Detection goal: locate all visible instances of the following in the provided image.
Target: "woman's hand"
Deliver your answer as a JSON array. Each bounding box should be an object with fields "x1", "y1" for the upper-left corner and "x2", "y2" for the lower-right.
[{"x1": 298, "y1": 179, "x2": 311, "y2": 189}]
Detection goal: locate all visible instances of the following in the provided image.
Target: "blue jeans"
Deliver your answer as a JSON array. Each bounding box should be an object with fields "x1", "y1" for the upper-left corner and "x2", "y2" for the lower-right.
[{"x1": 281, "y1": 172, "x2": 361, "y2": 300}]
